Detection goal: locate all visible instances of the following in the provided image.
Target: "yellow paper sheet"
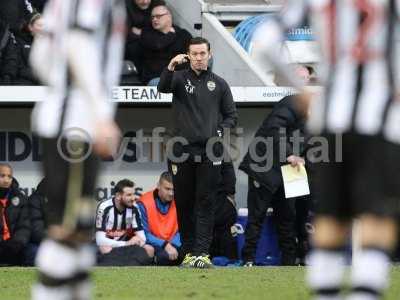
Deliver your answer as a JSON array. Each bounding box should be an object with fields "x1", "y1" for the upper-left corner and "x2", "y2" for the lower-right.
[{"x1": 281, "y1": 164, "x2": 308, "y2": 182}]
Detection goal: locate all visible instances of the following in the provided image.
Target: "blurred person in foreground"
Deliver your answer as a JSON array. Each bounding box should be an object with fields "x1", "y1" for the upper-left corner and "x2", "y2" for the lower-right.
[
  {"x1": 29, "y1": 0, "x2": 126, "y2": 299},
  {"x1": 259, "y1": 1, "x2": 400, "y2": 299}
]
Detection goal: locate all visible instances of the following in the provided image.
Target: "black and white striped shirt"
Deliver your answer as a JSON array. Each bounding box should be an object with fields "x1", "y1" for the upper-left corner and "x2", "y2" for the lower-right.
[
  {"x1": 30, "y1": 0, "x2": 126, "y2": 140},
  {"x1": 261, "y1": 0, "x2": 400, "y2": 143},
  {"x1": 95, "y1": 198, "x2": 144, "y2": 247}
]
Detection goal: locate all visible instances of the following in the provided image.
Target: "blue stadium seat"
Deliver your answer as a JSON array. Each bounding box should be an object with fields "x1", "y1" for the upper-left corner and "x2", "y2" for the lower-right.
[
  {"x1": 235, "y1": 212, "x2": 281, "y2": 266},
  {"x1": 233, "y1": 14, "x2": 315, "y2": 52},
  {"x1": 233, "y1": 14, "x2": 269, "y2": 52}
]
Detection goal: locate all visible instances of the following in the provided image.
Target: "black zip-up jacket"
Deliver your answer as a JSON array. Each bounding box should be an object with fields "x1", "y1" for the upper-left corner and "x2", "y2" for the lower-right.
[
  {"x1": 13, "y1": 31, "x2": 39, "y2": 85},
  {"x1": 158, "y1": 67, "x2": 238, "y2": 145},
  {"x1": 125, "y1": 0, "x2": 163, "y2": 41},
  {"x1": 239, "y1": 96, "x2": 308, "y2": 193},
  {"x1": 0, "y1": 0, "x2": 39, "y2": 31},
  {"x1": 0, "y1": 179, "x2": 30, "y2": 246},
  {"x1": 0, "y1": 20, "x2": 18, "y2": 84},
  {"x1": 219, "y1": 160, "x2": 236, "y2": 196},
  {"x1": 28, "y1": 178, "x2": 47, "y2": 244}
]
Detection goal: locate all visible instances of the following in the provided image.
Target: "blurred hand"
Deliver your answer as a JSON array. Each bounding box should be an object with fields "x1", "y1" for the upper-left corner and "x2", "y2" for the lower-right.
[
  {"x1": 99, "y1": 245, "x2": 112, "y2": 254},
  {"x1": 164, "y1": 243, "x2": 178, "y2": 260},
  {"x1": 287, "y1": 155, "x2": 305, "y2": 171},
  {"x1": 127, "y1": 235, "x2": 145, "y2": 247},
  {"x1": 131, "y1": 27, "x2": 142, "y2": 36},
  {"x1": 93, "y1": 120, "x2": 121, "y2": 158},
  {"x1": 168, "y1": 54, "x2": 189, "y2": 71}
]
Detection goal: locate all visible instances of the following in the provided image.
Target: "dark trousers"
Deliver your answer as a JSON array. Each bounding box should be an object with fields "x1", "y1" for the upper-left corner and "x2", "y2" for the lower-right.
[
  {"x1": 168, "y1": 157, "x2": 221, "y2": 256},
  {"x1": 154, "y1": 246, "x2": 183, "y2": 266},
  {"x1": 0, "y1": 240, "x2": 24, "y2": 266},
  {"x1": 210, "y1": 192, "x2": 238, "y2": 259},
  {"x1": 295, "y1": 196, "x2": 311, "y2": 264},
  {"x1": 97, "y1": 245, "x2": 153, "y2": 266},
  {"x1": 23, "y1": 242, "x2": 40, "y2": 266},
  {"x1": 242, "y1": 177, "x2": 297, "y2": 265}
]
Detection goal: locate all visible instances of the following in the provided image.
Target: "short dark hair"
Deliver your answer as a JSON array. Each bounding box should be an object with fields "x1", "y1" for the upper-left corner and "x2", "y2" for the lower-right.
[
  {"x1": 159, "y1": 171, "x2": 172, "y2": 184},
  {"x1": 114, "y1": 179, "x2": 134, "y2": 194},
  {"x1": 0, "y1": 163, "x2": 12, "y2": 171},
  {"x1": 151, "y1": 1, "x2": 169, "y2": 12},
  {"x1": 151, "y1": 0, "x2": 167, "y2": 6},
  {"x1": 187, "y1": 37, "x2": 211, "y2": 52}
]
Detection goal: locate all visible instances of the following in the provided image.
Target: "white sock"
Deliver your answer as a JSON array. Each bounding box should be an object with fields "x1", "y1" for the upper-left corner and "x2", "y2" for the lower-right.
[
  {"x1": 72, "y1": 280, "x2": 92, "y2": 300},
  {"x1": 307, "y1": 248, "x2": 346, "y2": 300},
  {"x1": 346, "y1": 248, "x2": 391, "y2": 300},
  {"x1": 33, "y1": 239, "x2": 80, "y2": 300},
  {"x1": 71, "y1": 244, "x2": 96, "y2": 300},
  {"x1": 35, "y1": 239, "x2": 79, "y2": 279},
  {"x1": 32, "y1": 283, "x2": 73, "y2": 300},
  {"x1": 76, "y1": 244, "x2": 96, "y2": 271}
]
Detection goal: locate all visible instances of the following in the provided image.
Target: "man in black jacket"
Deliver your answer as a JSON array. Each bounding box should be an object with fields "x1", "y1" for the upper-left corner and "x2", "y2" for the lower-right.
[
  {"x1": 0, "y1": 19, "x2": 18, "y2": 84},
  {"x1": 12, "y1": 14, "x2": 42, "y2": 85},
  {"x1": 158, "y1": 37, "x2": 237, "y2": 268},
  {"x1": 139, "y1": 3, "x2": 192, "y2": 84},
  {"x1": 0, "y1": 0, "x2": 37, "y2": 32},
  {"x1": 0, "y1": 163, "x2": 30, "y2": 266},
  {"x1": 239, "y1": 95, "x2": 310, "y2": 266},
  {"x1": 124, "y1": 0, "x2": 163, "y2": 74},
  {"x1": 29, "y1": 0, "x2": 47, "y2": 12},
  {"x1": 24, "y1": 178, "x2": 47, "y2": 265}
]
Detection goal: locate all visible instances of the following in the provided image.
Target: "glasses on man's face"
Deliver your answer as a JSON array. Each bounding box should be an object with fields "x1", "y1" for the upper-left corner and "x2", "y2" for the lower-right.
[{"x1": 151, "y1": 13, "x2": 168, "y2": 20}]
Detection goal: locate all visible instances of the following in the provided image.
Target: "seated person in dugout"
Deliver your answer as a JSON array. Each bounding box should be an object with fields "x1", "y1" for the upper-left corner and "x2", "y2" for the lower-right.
[
  {"x1": 25, "y1": 178, "x2": 48, "y2": 266},
  {"x1": 0, "y1": 163, "x2": 30, "y2": 266},
  {"x1": 137, "y1": 172, "x2": 182, "y2": 265},
  {"x1": 95, "y1": 179, "x2": 154, "y2": 266}
]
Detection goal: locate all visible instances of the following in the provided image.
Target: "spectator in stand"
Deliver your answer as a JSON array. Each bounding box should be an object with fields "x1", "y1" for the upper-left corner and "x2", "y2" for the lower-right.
[
  {"x1": 0, "y1": 163, "x2": 30, "y2": 266},
  {"x1": 30, "y1": 0, "x2": 48, "y2": 12},
  {"x1": 0, "y1": 0, "x2": 38, "y2": 32},
  {"x1": 124, "y1": 0, "x2": 164, "y2": 75},
  {"x1": 210, "y1": 160, "x2": 238, "y2": 261},
  {"x1": 137, "y1": 172, "x2": 182, "y2": 266},
  {"x1": 139, "y1": 3, "x2": 192, "y2": 85},
  {"x1": 0, "y1": 19, "x2": 18, "y2": 85},
  {"x1": 24, "y1": 178, "x2": 47, "y2": 266},
  {"x1": 13, "y1": 14, "x2": 43, "y2": 85},
  {"x1": 95, "y1": 179, "x2": 154, "y2": 266}
]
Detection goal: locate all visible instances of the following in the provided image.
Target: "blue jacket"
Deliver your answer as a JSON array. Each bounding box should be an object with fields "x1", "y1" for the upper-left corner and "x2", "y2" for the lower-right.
[{"x1": 137, "y1": 196, "x2": 181, "y2": 249}]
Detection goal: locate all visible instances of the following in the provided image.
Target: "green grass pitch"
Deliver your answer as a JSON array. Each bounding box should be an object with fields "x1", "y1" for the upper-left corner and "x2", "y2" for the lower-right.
[{"x1": 1, "y1": 266, "x2": 400, "y2": 300}]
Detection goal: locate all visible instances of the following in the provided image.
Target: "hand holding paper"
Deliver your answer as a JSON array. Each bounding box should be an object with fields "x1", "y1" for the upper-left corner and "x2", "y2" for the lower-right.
[{"x1": 281, "y1": 164, "x2": 310, "y2": 199}]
